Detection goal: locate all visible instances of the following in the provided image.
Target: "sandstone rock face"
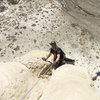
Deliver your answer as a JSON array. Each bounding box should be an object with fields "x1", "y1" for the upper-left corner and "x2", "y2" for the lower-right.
[
  {"x1": 0, "y1": 50, "x2": 100, "y2": 100},
  {"x1": 0, "y1": 0, "x2": 100, "y2": 74},
  {"x1": 0, "y1": 62, "x2": 34, "y2": 100},
  {"x1": 0, "y1": 0, "x2": 100, "y2": 99},
  {"x1": 0, "y1": 50, "x2": 52, "y2": 100},
  {"x1": 40, "y1": 65, "x2": 100, "y2": 100},
  {"x1": 13, "y1": 50, "x2": 53, "y2": 76}
]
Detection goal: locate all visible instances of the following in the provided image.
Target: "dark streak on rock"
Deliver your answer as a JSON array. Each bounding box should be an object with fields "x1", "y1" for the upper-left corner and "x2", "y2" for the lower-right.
[{"x1": 13, "y1": 46, "x2": 20, "y2": 51}]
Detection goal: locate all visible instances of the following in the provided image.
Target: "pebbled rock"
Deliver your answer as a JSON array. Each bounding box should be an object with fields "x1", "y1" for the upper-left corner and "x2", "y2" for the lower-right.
[
  {"x1": 0, "y1": 5, "x2": 6, "y2": 12},
  {"x1": 7, "y1": 0, "x2": 20, "y2": 4}
]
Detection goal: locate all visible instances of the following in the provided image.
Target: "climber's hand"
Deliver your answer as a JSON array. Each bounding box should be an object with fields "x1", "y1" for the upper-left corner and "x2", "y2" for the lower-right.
[
  {"x1": 52, "y1": 61, "x2": 56, "y2": 66},
  {"x1": 42, "y1": 57, "x2": 47, "y2": 61}
]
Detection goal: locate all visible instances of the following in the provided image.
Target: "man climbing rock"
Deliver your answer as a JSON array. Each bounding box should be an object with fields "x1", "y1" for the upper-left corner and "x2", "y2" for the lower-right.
[{"x1": 42, "y1": 41, "x2": 75, "y2": 69}]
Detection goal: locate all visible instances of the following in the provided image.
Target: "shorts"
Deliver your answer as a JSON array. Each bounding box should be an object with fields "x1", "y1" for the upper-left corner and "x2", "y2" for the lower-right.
[{"x1": 53, "y1": 60, "x2": 65, "y2": 69}]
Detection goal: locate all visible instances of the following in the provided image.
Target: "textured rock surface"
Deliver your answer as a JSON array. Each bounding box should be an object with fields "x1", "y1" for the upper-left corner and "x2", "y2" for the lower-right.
[
  {"x1": 0, "y1": 50, "x2": 100, "y2": 100},
  {"x1": 0, "y1": 0, "x2": 100, "y2": 72},
  {"x1": 13, "y1": 50, "x2": 53, "y2": 76},
  {"x1": 58, "y1": 0, "x2": 100, "y2": 37},
  {"x1": 0, "y1": 0, "x2": 100, "y2": 99},
  {"x1": 40, "y1": 65, "x2": 100, "y2": 100},
  {"x1": 7, "y1": 0, "x2": 20, "y2": 4},
  {"x1": 0, "y1": 62, "x2": 34, "y2": 100},
  {"x1": 0, "y1": 0, "x2": 100, "y2": 91},
  {"x1": 0, "y1": 50, "x2": 52, "y2": 100},
  {"x1": 0, "y1": 0, "x2": 99, "y2": 73}
]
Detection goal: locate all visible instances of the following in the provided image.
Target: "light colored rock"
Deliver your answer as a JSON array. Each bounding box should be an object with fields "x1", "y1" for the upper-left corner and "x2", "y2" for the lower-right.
[
  {"x1": 0, "y1": 0, "x2": 100, "y2": 74},
  {"x1": 0, "y1": 62, "x2": 34, "y2": 100},
  {"x1": 0, "y1": 50, "x2": 53, "y2": 100},
  {"x1": 0, "y1": 50, "x2": 100, "y2": 100},
  {"x1": 13, "y1": 50, "x2": 53, "y2": 76},
  {"x1": 40, "y1": 64, "x2": 100, "y2": 100},
  {"x1": 0, "y1": 0, "x2": 100, "y2": 98}
]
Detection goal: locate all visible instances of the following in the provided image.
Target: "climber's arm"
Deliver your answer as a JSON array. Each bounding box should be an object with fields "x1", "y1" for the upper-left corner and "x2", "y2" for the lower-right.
[
  {"x1": 55, "y1": 54, "x2": 60, "y2": 63},
  {"x1": 46, "y1": 53, "x2": 52, "y2": 61}
]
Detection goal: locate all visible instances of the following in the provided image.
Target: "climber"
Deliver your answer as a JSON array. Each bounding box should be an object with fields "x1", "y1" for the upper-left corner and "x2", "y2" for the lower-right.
[{"x1": 42, "y1": 41, "x2": 75, "y2": 69}]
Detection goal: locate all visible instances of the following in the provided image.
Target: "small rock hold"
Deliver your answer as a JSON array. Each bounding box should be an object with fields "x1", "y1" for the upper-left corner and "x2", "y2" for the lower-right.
[
  {"x1": 0, "y1": 5, "x2": 6, "y2": 12},
  {"x1": 0, "y1": 48, "x2": 2, "y2": 51},
  {"x1": 71, "y1": 23, "x2": 78, "y2": 27},
  {"x1": 34, "y1": 39, "x2": 37, "y2": 43},
  {"x1": 96, "y1": 56, "x2": 99, "y2": 59},
  {"x1": 23, "y1": 26, "x2": 26, "y2": 29},
  {"x1": 32, "y1": 24, "x2": 36, "y2": 27},
  {"x1": 7, "y1": 0, "x2": 20, "y2": 5},
  {"x1": 81, "y1": 31, "x2": 86, "y2": 36},
  {"x1": 13, "y1": 46, "x2": 20, "y2": 51}
]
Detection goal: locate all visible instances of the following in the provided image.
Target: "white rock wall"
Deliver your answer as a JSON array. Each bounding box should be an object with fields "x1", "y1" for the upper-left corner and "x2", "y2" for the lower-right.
[{"x1": 40, "y1": 65, "x2": 100, "y2": 100}]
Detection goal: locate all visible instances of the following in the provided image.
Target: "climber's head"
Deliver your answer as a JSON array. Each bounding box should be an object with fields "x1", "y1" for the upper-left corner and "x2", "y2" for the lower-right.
[{"x1": 49, "y1": 41, "x2": 56, "y2": 50}]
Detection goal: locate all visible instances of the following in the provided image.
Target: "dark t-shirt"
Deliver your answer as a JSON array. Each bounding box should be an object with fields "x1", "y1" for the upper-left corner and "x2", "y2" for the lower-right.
[{"x1": 50, "y1": 47, "x2": 65, "y2": 61}]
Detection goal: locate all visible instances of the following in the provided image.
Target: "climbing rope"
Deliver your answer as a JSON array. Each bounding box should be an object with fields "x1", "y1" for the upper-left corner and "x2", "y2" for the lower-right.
[{"x1": 21, "y1": 61, "x2": 53, "y2": 100}]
